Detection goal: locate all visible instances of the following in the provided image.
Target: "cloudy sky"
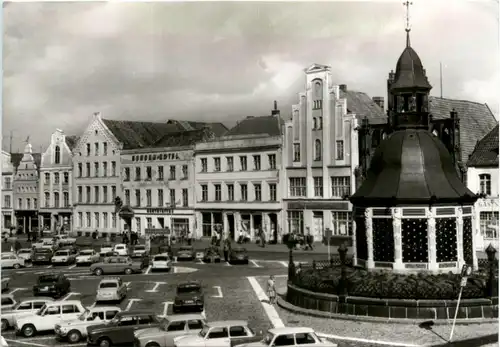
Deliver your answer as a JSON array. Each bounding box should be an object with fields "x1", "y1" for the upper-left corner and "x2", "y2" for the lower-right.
[{"x1": 3, "y1": 0, "x2": 499, "y2": 152}]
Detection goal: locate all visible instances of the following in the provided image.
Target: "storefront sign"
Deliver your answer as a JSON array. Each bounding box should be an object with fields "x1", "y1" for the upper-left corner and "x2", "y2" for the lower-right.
[
  {"x1": 131, "y1": 151, "x2": 190, "y2": 162},
  {"x1": 147, "y1": 208, "x2": 174, "y2": 214},
  {"x1": 287, "y1": 201, "x2": 349, "y2": 210},
  {"x1": 145, "y1": 228, "x2": 171, "y2": 235},
  {"x1": 477, "y1": 199, "x2": 499, "y2": 209}
]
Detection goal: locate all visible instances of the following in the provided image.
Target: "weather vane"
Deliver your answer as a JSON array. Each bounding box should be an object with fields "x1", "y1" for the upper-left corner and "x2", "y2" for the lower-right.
[{"x1": 403, "y1": 1, "x2": 413, "y2": 32}]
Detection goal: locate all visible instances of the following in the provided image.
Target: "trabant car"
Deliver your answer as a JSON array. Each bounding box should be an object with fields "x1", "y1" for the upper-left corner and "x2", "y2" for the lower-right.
[
  {"x1": 132, "y1": 245, "x2": 147, "y2": 257},
  {"x1": 90, "y1": 256, "x2": 143, "y2": 276},
  {"x1": 53, "y1": 234, "x2": 76, "y2": 247},
  {"x1": 232, "y1": 327, "x2": 337, "y2": 347},
  {"x1": 33, "y1": 238, "x2": 56, "y2": 250},
  {"x1": 33, "y1": 273, "x2": 71, "y2": 298},
  {"x1": 134, "y1": 313, "x2": 206, "y2": 347},
  {"x1": 76, "y1": 249, "x2": 100, "y2": 265},
  {"x1": 96, "y1": 277, "x2": 127, "y2": 302},
  {"x1": 229, "y1": 247, "x2": 249, "y2": 265},
  {"x1": 1, "y1": 297, "x2": 54, "y2": 331},
  {"x1": 100, "y1": 243, "x2": 114, "y2": 256},
  {"x1": 1, "y1": 294, "x2": 17, "y2": 310},
  {"x1": 176, "y1": 246, "x2": 195, "y2": 261},
  {"x1": 113, "y1": 243, "x2": 128, "y2": 256},
  {"x1": 17, "y1": 248, "x2": 33, "y2": 262},
  {"x1": 173, "y1": 321, "x2": 259, "y2": 347},
  {"x1": 151, "y1": 253, "x2": 172, "y2": 272},
  {"x1": 51, "y1": 249, "x2": 76, "y2": 265},
  {"x1": 54, "y1": 305, "x2": 121, "y2": 343},
  {"x1": 32, "y1": 248, "x2": 53, "y2": 264},
  {"x1": 173, "y1": 281, "x2": 204, "y2": 313},
  {"x1": 1, "y1": 253, "x2": 25, "y2": 269}
]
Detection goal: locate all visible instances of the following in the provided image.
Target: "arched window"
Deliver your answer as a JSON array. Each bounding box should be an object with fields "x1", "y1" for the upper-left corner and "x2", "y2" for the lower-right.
[
  {"x1": 44, "y1": 192, "x2": 50, "y2": 207},
  {"x1": 54, "y1": 192, "x2": 60, "y2": 208},
  {"x1": 63, "y1": 192, "x2": 69, "y2": 207},
  {"x1": 479, "y1": 174, "x2": 491, "y2": 196},
  {"x1": 63, "y1": 172, "x2": 69, "y2": 184},
  {"x1": 313, "y1": 118, "x2": 317, "y2": 130},
  {"x1": 18, "y1": 198, "x2": 22, "y2": 209},
  {"x1": 54, "y1": 146, "x2": 61, "y2": 164},
  {"x1": 314, "y1": 139, "x2": 322, "y2": 161},
  {"x1": 318, "y1": 117, "x2": 323, "y2": 130},
  {"x1": 314, "y1": 81, "x2": 322, "y2": 98},
  {"x1": 26, "y1": 198, "x2": 31, "y2": 210}
]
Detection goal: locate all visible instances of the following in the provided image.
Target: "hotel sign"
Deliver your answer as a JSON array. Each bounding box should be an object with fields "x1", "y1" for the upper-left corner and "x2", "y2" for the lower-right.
[
  {"x1": 477, "y1": 199, "x2": 499, "y2": 209},
  {"x1": 132, "y1": 151, "x2": 191, "y2": 162}
]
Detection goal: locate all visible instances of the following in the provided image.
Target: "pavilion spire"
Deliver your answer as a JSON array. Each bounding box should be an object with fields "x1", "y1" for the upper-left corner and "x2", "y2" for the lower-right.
[{"x1": 403, "y1": 1, "x2": 413, "y2": 47}]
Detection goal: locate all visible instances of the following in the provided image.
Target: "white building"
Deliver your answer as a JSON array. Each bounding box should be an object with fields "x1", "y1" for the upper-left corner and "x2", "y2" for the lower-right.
[
  {"x1": 467, "y1": 124, "x2": 499, "y2": 251},
  {"x1": 194, "y1": 108, "x2": 283, "y2": 242},
  {"x1": 2, "y1": 150, "x2": 14, "y2": 230}
]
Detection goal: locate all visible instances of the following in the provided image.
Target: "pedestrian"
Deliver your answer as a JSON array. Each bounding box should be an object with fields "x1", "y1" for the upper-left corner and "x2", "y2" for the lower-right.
[
  {"x1": 14, "y1": 239, "x2": 22, "y2": 253},
  {"x1": 259, "y1": 228, "x2": 266, "y2": 248},
  {"x1": 267, "y1": 275, "x2": 276, "y2": 305},
  {"x1": 223, "y1": 239, "x2": 230, "y2": 262},
  {"x1": 306, "y1": 231, "x2": 314, "y2": 250}
]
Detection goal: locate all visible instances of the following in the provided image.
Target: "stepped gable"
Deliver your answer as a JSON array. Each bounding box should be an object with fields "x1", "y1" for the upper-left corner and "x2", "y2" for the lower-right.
[
  {"x1": 226, "y1": 115, "x2": 283, "y2": 137},
  {"x1": 11, "y1": 152, "x2": 41, "y2": 170},
  {"x1": 467, "y1": 123, "x2": 499, "y2": 167}
]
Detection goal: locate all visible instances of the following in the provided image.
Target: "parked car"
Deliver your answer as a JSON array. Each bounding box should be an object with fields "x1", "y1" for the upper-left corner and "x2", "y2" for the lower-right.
[
  {"x1": 33, "y1": 273, "x2": 71, "y2": 298},
  {"x1": 132, "y1": 245, "x2": 147, "y2": 257},
  {"x1": 173, "y1": 281, "x2": 204, "y2": 314},
  {"x1": 0, "y1": 335, "x2": 7, "y2": 347},
  {"x1": 134, "y1": 313, "x2": 206, "y2": 347},
  {"x1": 113, "y1": 243, "x2": 128, "y2": 256},
  {"x1": 1, "y1": 297, "x2": 54, "y2": 331},
  {"x1": 14, "y1": 300, "x2": 85, "y2": 337},
  {"x1": 32, "y1": 248, "x2": 54, "y2": 265},
  {"x1": 1, "y1": 253, "x2": 25, "y2": 269},
  {"x1": 202, "y1": 248, "x2": 221, "y2": 263},
  {"x1": 1, "y1": 294, "x2": 17, "y2": 310},
  {"x1": 90, "y1": 256, "x2": 143, "y2": 276},
  {"x1": 54, "y1": 305, "x2": 121, "y2": 343},
  {"x1": 2, "y1": 278, "x2": 9, "y2": 292},
  {"x1": 102, "y1": 251, "x2": 119, "y2": 257},
  {"x1": 158, "y1": 245, "x2": 173, "y2": 258},
  {"x1": 76, "y1": 249, "x2": 100, "y2": 265},
  {"x1": 173, "y1": 321, "x2": 260, "y2": 347},
  {"x1": 233, "y1": 327, "x2": 337, "y2": 347},
  {"x1": 86, "y1": 311, "x2": 161, "y2": 347},
  {"x1": 17, "y1": 248, "x2": 33, "y2": 262},
  {"x1": 51, "y1": 249, "x2": 77, "y2": 265},
  {"x1": 151, "y1": 253, "x2": 172, "y2": 272},
  {"x1": 96, "y1": 277, "x2": 127, "y2": 302},
  {"x1": 53, "y1": 234, "x2": 77, "y2": 247},
  {"x1": 100, "y1": 244, "x2": 114, "y2": 256},
  {"x1": 33, "y1": 238, "x2": 57, "y2": 250},
  {"x1": 229, "y1": 247, "x2": 249, "y2": 265},
  {"x1": 176, "y1": 246, "x2": 195, "y2": 261}
]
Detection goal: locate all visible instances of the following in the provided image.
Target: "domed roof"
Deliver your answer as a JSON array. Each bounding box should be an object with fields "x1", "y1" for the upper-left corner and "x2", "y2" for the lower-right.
[
  {"x1": 350, "y1": 129, "x2": 477, "y2": 207},
  {"x1": 391, "y1": 44, "x2": 432, "y2": 90}
]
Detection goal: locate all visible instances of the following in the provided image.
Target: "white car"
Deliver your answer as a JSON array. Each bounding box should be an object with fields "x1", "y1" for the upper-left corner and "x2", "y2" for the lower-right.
[
  {"x1": 51, "y1": 249, "x2": 76, "y2": 265},
  {"x1": 233, "y1": 327, "x2": 337, "y2": 347},
  {"x1": 113, "y1": 243, "x2": 128, "y2": 256},
  {"x1": 96, "y1": 277, "x2": 127, "y2": 302},
  {"x1": 54, "y1": 305, "x2": 121, "y2": 343},
  {"x1": 1, "y1": 295, "x2": 16, "y2": 310},
  {"x1": 1, "y1": 297, "x2": 54, "y2": 331},
  {"x1": 76, "y1": 249, "x2": 100, "y2": 265},
  {"x1": 0, "y1": 335, "x2": 8, "y2": 347},
  {"x1": 1, "y1": 253, "x2": 25, "y2": 269},
  {"x1": 100, "y1": 243, "x2": 114, "y2": 256},
  {"x1": 17, "y1": 248, "x2": 33, "y2": 262},
  {"x1": 14, "y1": 300, "x2": 85, "y2": 337},
  {"x1": 33, "y1": 238, "x2": 56, "y2": 250},
  {"x1": 174, "y1": 321, "x2": 257, "y2": 347},
  {"x1": 132, "y1": 245, "x2": 147, "y2": 257},
  {"x1": 152, "y1": 253, "x2": 172, "y2": 272},
  {"x1": 53, "y1": 235, "x2": 76, "y2": 247}
]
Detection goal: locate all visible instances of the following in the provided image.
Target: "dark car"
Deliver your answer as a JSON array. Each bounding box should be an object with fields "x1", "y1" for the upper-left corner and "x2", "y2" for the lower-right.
[
  {"x1": 131, "y1": 253, "x2": 150, "y2": 269},
  {"x1": 32, "y1": 248, "x2": 53, "y2": 265},
  {"x1": 229, "y1": 247, "x2": 249, "y2": 264},
  {"x1": 202, "y1": 247, "x2": 221, "y2": 263},
  {"x1": 173, "y1": 281, "x2": 204, "y2": 314},
  {"x1": 33, "y1": 273, "x2": 71, "y2": 298},
  {"x1": 86, "y1": 310, "x2": 161, "y2": 347}
]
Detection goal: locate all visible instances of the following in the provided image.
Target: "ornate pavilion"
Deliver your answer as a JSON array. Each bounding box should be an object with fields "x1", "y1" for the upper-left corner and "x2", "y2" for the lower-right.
[{"x1": 349, "y1": 27, "x2": 479, "y2": 273}]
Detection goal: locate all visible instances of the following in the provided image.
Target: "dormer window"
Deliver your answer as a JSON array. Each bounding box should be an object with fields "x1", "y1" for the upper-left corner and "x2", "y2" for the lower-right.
[{"x1": 54, "y1": 146, "x2": 61, "y2": 164}]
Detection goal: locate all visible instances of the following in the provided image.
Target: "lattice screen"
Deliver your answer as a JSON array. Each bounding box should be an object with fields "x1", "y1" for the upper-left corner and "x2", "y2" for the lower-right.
[
  {"x1": 462, "y1": 217, "x2": 473, "y2": 266},
  {"x1": 355, "y1": 216, "x2": 368, "y2": 260},
  {"x1": 402, "y1": 218, "x2": 428, "y2": 263},
  {"x1": 436, "y1": 218, "x2": 458, "y2": 262},
  {"x1": 372, "y1": 218, "x2": 395, "y2": 262}
]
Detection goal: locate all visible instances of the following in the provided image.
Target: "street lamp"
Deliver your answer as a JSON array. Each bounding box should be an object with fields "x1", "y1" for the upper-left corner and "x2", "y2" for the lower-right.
[{"x1": 285, "y1": 233, "x2": 298, "y2": 280}]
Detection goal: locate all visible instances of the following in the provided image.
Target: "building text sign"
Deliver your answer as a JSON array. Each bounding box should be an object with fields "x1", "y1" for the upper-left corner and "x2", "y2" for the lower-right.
[
  {"x1": 477, "y1": 198, "x2": 499, "y2": 209},
  {"x1": 131, "y1": 151, "x2": 191, "y2": 162}
]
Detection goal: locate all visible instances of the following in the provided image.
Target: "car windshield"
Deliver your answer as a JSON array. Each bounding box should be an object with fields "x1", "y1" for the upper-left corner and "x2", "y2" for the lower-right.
[
  {"x1": 135, "y1": 246, "x2": 145, "y2": 250},
  {"x1": 37, "y1": 249, "x2": 51, "y2": 253},
  {"x1": 100, "y1": 282, "x2": 118, "y2": 288},
  {"x1": 39, "y1": 275, "x2": 58, "y2": 283},
  {"x1": 102, "y1": 244, "x2": 112, "y2": 249},
  {"x1": 79, "y1": 250, "x2": 93, "y2": 255},
  {"x1": 154, "y1": 256, "x2": 169, "y2": 261},
  {"x1": 177, "y1": 285, "x2": 201, "y2": 294},
  {"x1": 180, "y1": 247, "x2": 192, "y2": 251},
  {"x1": 262, "y1": 332, "x2": 275, "y2": 346},
  {"x1": 199, "y1": 325, "x2": 210, "y2": 338},
  {"x1": 78, "y1": 309, "x2": 90, "y2": 321},
  {"x1": 55, "y1": 251, "x2": 69, "y2": 256}
]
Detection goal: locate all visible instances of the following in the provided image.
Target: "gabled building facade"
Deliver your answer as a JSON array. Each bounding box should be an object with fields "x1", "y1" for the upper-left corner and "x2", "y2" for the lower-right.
[
  {"x1": 38, "y1": 129, "x2": 78, "y2": 233},
  {"x1": 2, "y1": 150, "x2": 14, "y2": 229},
  {"x1": 282, "y1": 64, "x2": 359, "y2": 241}
]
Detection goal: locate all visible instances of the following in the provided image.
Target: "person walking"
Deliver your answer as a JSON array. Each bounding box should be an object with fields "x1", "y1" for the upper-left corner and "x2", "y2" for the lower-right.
[
  {"x1": 267, "y1": 275, "x2": 276, "y2": 305},
  {"x1": 223, "y1": 239, "x2": 230, "y2": 262},
  {"x1": 259, "y1": 227, "x2": 266, "y2": 248}
]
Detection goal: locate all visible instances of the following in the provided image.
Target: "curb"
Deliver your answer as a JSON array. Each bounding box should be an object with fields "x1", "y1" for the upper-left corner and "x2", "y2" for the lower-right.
[{"x1": 276, "y1": 296, "x2": 499, "y2": 326}]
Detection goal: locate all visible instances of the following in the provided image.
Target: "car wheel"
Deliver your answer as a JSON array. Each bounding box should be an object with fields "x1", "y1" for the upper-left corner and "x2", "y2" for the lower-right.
[
  {"x1": 145, "y1": 343, "x2": 161, "y2": 347},
  {"x1": 94, "y1": 268, "x2": 103, "y2": 276},
  {"x1": 98, "y1": 337, "x2": 112, "y2": 347},
  {"x1": 21, "y1": 323, "x2": 37, "y2": 337},
  {"x1": 67, "y1": 329, "x2": 82, "y2": 343},
  {"x1": 1, "y1": 318, "x2": 9, "y2": 331},
  {"x1": 124, "y1": 268, "x2": 133, "y2": 275},
  {"x1": 13, "y1": 263, "x2": 20, "y2": 269}
]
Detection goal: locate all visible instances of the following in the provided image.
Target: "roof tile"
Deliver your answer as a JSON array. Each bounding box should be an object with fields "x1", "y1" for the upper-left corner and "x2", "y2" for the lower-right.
[
  {"x1": 467, "y1": 124, "x2": 499, "y2": 167},
  {"x1": 152, "y1": 128, "x2": 216, "y2": 148},
  {"x1": 65, "y1": 135, "x2": 80, "y2": 150},
  {"x1": 225, "y1": 116, "x2": 282, "y2": 137},
  {"x1": 341, "y1": 90, "x2": 387, "y2": 124}
]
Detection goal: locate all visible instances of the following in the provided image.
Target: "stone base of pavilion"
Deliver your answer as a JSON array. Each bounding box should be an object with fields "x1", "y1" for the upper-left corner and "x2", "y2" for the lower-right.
[{"x1": 352, "y1": 205, "x2": 477, "y2": 274}]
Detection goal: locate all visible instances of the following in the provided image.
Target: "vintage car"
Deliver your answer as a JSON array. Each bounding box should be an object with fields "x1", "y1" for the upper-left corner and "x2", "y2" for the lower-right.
[
  {"x1": 90, "y1": 256, "x2": 143, "y2": 276},
  {"x1": 1, "y1": 297, "x2": 54, "y2": 331},
  {"x1": 173, "y1": 281, "x2": 204, "y2": 314},
  {"x1": 158, "y1": 245, "x2": 173, "y2": 258},
  {"x1": 151, "y1": 253, "x2": 172, "y2": 272},
  {"x1": 2, "y1": 278, "x2": 9, "y2": 292},
  {"x1": 51, "y1": 249, "x2": 77, "y2": 265},
  {"x1": 228, "y1": 247, "x2": 249, "y2": 265},
  {"x1": 173, "y1": 321, "x2": 259, "y2": 347},
  {"x1": 53, "y1": 234, "x2": 77, "y2": 247},
  {"x1": 33, "y1": 238, "x2": 57, "y2": 250},
  {"x1": 33, "y1": 273, "x2": 71, "y2": 298},
  {"x1": 202, "y1": 248, "x2": 221, "y2": 263},
  {"x1": 1, "y1": 294, "x2": 17, "y2": 310},
  {"x1": 0, "y1": 335, "x2": 7, "y2": 346},
  {"x1": 96, "y1": 277, "x2": 127, "y2": 302},
  {"x1": 1, "y1": 253, "x2": 25, "y2": 269},
  {"x1": 233, "y1": 327, "x2": 337, "y2": 347},
  {"x1": 32, "y1": 248, "x2": 54, "y2": 265},
  {"x1": 113, "y1": 243, "x2": 129, "y2": 256},
  {"x1": 17, "y1": 248, "x2": 34, "y2": 262},
  {"x1": 132, "y1": 245, "x2": 147, "y2": 257},
  {"x1": 134, "y1": 313, "x2": 206, "y2": 347},
  {"x1": 86, "y1": 310, "x2": 161, "y2": 347},
  {"x1": 100, "y1": 244, "x2": 114, "y2": 256},
  {"x1": 54, "y1": 305, "x2": 121, "y2": 343},
  {"x1": 14, "y1": 300, "x2": 85, "y2": 337},
  {"x1": 176, "y1": 246, "x2": 195, "y2": 261},
  {"x1": 76, "y1": 249, "x2": 100, "y2": 265}
]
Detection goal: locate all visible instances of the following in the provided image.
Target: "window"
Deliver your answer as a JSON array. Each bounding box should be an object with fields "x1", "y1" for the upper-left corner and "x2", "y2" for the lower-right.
[
  {"x1": 313, "y1": 100, "x2": 323, "y2": 110},
  {"x1": 111, "y1": 161, "x2": 116, "y2": 176},
  {"x1": 112, "y1": 213, "x2": 117, "y2": 228},
  {"x1": 182, "y1": 165, "x2": 188, "y2": 179},
  {"x1": 274, "y1": 334, "x2": 295, "y2": 346},
  {"x1": 135, "y1": 190, "x2": 141, "y2": 207},
  {"x1": 103, "y1": 142, "x2": 108, "y2": 156},
  {"x1": 169, "y1": 166, "x2": 176, "y2": 180},
  {"x1": 53, "y1": 193, "x2": 59, "y2": 208},
  {"x1": 293, "y1": 143, "x2": 301, "y2": 162},
  {"x1": 76, "y1": 186, "x2": 82, "y2": 203},
  {"x1": 86, "y1": 212, "x2": 91, "y2": 227},
  {"x1": 201, "y1": 185, "x2": 208, "y2": 201},
  {"x1": 146, "y1": 189, "x2": 152, "y2": 206},
  {"x1": 157, "y1": 189, "x2": 164, "y2": 207},
  {"x1": 33, "y1": 198, "x2": 37, "y2": 209},
  {"x1": 53, "y1": 145, "x2": 61, "y2": 164},
  {"x1": 94, "y1": 186, "x2": 99, "y2": 203},
  {"x1": 17, "y1": 302, "x2": 32, "y2": 310},
  {"x1": 208, "y1": 327, "x2": 228, "y2": 339},
  {"x1": 94, "y1": 162, "x2": 99, "y2": 177},
  {"x1": 89, "y1": 312, "x2": 104, "y2": 321},
  {"x1": 18, "y1": 198, "x2": 22, "y2": 209},
  {"x1": 46, "y1": 306, "x2": 61, "y2": 315},
  {"x1": 102, "y1": 186, "x2": 108, "y2": 203},
  {"x1": 227, "y1": 184, "x2": 234, "y2": 201},
  {"x1": 45, "y1": 192, "x2": 50, "y2": 207},
  {"x1": 1, "y1": 297, "x2": 14, "y2": 306},
  {"x1": 240, "y1": 184, "x2": 248, "y2": 201},
  {"x1": 53, "y1": 172, "x2": 60, "y2": 184},
  {"x1": 336, "y1": 140, "x2": 344, "y2": 160},
  {"x1": 158, "y1": 166, "x2": 164, "y2": 180},
  {"x1": 62, "y1": 304, "x2": 79, "y2": 314},
  {"x1": 214, "y1": 184, "x2": 222, "y2": 201},
  {"x1": 254, "y1": 183, "x2": 262, "y2": 201},
  {"x1": 146, "y1": 166, "x2": 152, "y2": 180},
  {"x1": 26, "y1": 198, "x2": 31, "y2": 209},
  {"x1": 182, "y1": 189, "x2": 188, "y2": 207},
  {"x1": 118, "y1": 317, "x2": 136, "y2": 327},
  {"x1": 103, "y1": 212, "x2": 108, "y2": 228},
  {"x1": 125, "y1": 190, "x2": 130, "y2": 205},
  {"x1": 229, "y1": 326, "x2": 248, "y2": 337},
  {"x1": 44, "y1": 173, "x2": 50, "y2": 185},
  {"x1": 94, "y1": 212, "x2": 100, "y2": 228},
  {"x1": 214, "y1": 157, "x2": 221, "y2": 172},
  {"x1": 86, "y1": 143, "x2": 91, "y2": 156},
  {"x1": 318, "y1": 117, "x2": 323, "y2": 130},
  {"x1": 102, "y1": 162, "x2": 108, "y2": 177},
  {"x1": 77, "y1": 163, "x2": 82, "y2": 177},
  {"x1": 253, "y1": 155, "x2": 261, "y2": 170},
  {"x1": 480, "y1": 212, "x2": 499, "y2": 239},
  {"x1": 4, "y1": 177, "x2": 11, "y2": 189},
  {"x1": 86, "y1": 186, "x2": 91, "y2": 203},
  {"x1": 313, "y1": 117, "x2": 317, "y2": 130},
  {"x1": 146, "y1": 217, "x2": 152, "y2": 229},
  {"x1": 4, "y1": 195, "x2": 10, "y2": 208},
  {"x1": 480, "y1": 174, "x2": 492, "y2": 196},
  {"x1": 86, "y1": 163, "x2": 91, "y2": 177},
  {"x1": 136, "y1": 217, "x2": 141, "y2": 234},
  {"x1": 201, "y1": 158, "x2": 208, "y2": 172},
  {"x1": 135, "y1": 167, "x2": 141, "y2": 181},
  {"x1": 124, "y1": 167, "x2": 130, "y2": 181},
  {"x1": 187, "y1": 319, "x2": 203, "y2": 330},
  {"x1": 63, "y1": 192, "x2": 69, "y2": 207},
  {"x1": 295, "y1": 333, "x2": 316, "y2": 344},
  {"x1": 77, "y1": 212, "x2": 83, "y2": 227},
  {"x1": 112, "y1": 186, "x2": 116, "y2": 200},
  {"x1": 33, "y1": 302, "x2": 46, "y2": 309},
  {"x1": 226, "y1": 157, "x2": 234, "y2": 171},
  {"x1": 314, "y1": 139, "x2": 322, "y2": 161},
  {"x1": 94, "y1": 142, "x2": 99, "y2": 156},
  {"x1": 314, "y1": 177, "x2": 323, "y2": 197},
  {"x1": 240, "y1": 156, "x2": 247, "y2": 171},
  {"x1": 290, "y1": 178, "x2": 306, "y2": 197},
  {"x1": 63, "y1": 172, "x2": 69, "y2": 184},
  {"x1": 170, "y1": 189, "x2": 176, "y2": 205},
  {"x1": 287, "y1": 211, "x2": 304, "y2": 234},
  {"x1": 331, "y1": 177, "x2": 350, "y2": 197},
  {"x1": 332, "y1": 212, "x2": 352, "y2": 235},
  {"x1": 167, "y1": 321, "x2": 186, "y2": 332},
  {"x1": 268, "y1": 154, "x2": 276, "y2": 170}
]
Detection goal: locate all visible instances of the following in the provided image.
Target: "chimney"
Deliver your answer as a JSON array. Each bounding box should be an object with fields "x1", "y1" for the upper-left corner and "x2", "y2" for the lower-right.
[
  {"x1": 372, "y1": 97, "x2": 385, "y2": 111},
  {"x1": 339, "y1": 84, "x2": 347, "y2": 92},
  {"x1": 271, "y1": 100, "x2": 280, "y2": 116}
]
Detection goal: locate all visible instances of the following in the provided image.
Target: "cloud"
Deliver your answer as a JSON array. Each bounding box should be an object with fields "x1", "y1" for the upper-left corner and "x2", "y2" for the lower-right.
[{"x1": 3, "y1": 1, "x2": 499, "y2": 152}]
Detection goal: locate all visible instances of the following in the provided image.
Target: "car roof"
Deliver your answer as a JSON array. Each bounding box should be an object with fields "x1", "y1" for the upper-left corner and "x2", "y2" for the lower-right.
[
  {"x1": 154, "y1": 253, "x2": 170, "y2": 257},
  {"x1": 20, "y1": 297, "x2": 54, "y2": 302},
  {"x1": 206, "y1": 320, "x2": 249, "y2": 327},
  {"x1": 114, "y1": 243, "x2": 126, "y2": 246},
  {"x1": 47, "y1": 300, "x2": 81, "y2": 305},
  {"x1": 79, "y1": 249, "x2": 94, "y2": 252},
  {"x1": 118, "y1": 310, "x2": 155, "y2": 316},
  {"x1": 178, "y1": 280, "x2": 201, "y2": 286},
  {"x1": 269, "y1": 327, "x2": 315, "y2": 334},
  {"x1": 89, "y1": 306, "x2": 122, "y2": 311},
  {"x1": 99, "y1": 277, "x2": 121, "y2": 282},
  {"x1": 167, "y1": 313, "x2": 204, "y2": 321},
  {"x1": 19, "y1": 248, "x2": 32, "y2": 251}
]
